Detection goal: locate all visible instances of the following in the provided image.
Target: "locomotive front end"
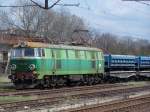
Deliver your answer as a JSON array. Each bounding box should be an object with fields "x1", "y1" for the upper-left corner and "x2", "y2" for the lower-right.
[{"x1": 9, "y1": 44, "x2": 44, "y2": 89}]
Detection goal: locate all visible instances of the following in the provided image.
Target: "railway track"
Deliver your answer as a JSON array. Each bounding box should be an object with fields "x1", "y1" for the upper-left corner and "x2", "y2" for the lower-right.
[
  {"x1": 65, "y1": 94, "x2": 150, "y2": 112},
  {"x1": 0, "y1": 83, "x2": 125, "y2": 96},
  {"x1": 0, "y1": 84, "x2": 150, "y2": 112}
]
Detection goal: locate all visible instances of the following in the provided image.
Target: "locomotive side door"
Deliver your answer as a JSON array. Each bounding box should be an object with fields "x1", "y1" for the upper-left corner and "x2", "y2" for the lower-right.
[
  {"x1": 51, "y1": 49, "x2": 56, "y2": 75},
  {"x1": 91, "y1": 51, "x2": 96, "y2": 72},
  {"x1": 97, "y1": 52, "x2": 102, "y2": 73},
  {"x1": 52, "y1": 49, "x2": 62, "y2": 75}
]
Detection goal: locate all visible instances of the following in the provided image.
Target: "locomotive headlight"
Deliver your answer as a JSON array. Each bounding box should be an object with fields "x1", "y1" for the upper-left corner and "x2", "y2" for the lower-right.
[
  {"x1": 29, "y1": 64, "x2": 35, "y2": 71},
  {"x1": 11, "y1": 64, "x2": 16, "y2": 70}
]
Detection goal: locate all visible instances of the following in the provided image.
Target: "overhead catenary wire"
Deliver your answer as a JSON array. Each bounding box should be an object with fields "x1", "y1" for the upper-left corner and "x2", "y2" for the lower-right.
[
  {"x1": 122, "y1": 0, "x2": 150, "y2": 7},
  {"x1": 136, "y1": 1, "x2": 150, "y2": 6},
  {"x1": 84, "y1": 0, "x2": 90, "y2": 10},
  {"x1": 73, "y1": 0, "x2": 150, "y2": 39},
  {"x1": 0, "y1": 0, "x2": 149, "y2": 39},
  {"x1": 0, "y1": 0, "x2": 80, "y2": 9},
  {"x1": 0, "y1": 5, "x2": 36, "y2": 8},
  {"x1": 0, "y1": 0, "x2": 61, "y2": 9}
]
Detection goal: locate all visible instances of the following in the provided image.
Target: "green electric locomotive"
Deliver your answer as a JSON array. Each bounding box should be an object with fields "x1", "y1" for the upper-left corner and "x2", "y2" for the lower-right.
[{"x1": 9, "y1": 42, "x2": 104, "y2": 89}]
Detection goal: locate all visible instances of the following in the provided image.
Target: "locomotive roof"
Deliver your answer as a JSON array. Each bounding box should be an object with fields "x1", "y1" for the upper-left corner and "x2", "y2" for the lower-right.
[{"x1": 14, "y1": 42, "x2": 102, "y2": 52}]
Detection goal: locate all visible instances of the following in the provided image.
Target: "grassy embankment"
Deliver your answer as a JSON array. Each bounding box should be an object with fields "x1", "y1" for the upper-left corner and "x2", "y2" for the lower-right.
[
  {"x1": 0, "y1": 75, "x2": 36, "y2": 103},
  {"x1": 0, "y1": 75, "x2": 10, "y2": 83}
]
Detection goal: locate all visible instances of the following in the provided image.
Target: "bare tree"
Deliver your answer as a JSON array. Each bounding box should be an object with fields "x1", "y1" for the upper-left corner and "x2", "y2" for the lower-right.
[
  {"x1": 0, "y1": 0, "x2": 87, "y2": 44},
  {"x1": 92, "y1": 31, "x2": 150, "y2": 55}
]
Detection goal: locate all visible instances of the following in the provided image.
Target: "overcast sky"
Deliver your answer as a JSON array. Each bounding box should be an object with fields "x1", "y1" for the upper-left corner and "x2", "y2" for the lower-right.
[{"x1": 1, "y1": 0, "x2": 150, "y2": 39}]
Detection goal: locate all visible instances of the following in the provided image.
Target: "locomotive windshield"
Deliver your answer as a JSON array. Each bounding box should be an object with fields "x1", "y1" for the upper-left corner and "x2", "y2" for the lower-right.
[
  {"x1": 11, "y1": 49, "x2": 23, "y2": 57},
  {"x1": 24, "y1": 49, "x2": 34, "y2": 56},
  {"x1": 11, "y1": 48, "x2": 45, "y2": 58}
]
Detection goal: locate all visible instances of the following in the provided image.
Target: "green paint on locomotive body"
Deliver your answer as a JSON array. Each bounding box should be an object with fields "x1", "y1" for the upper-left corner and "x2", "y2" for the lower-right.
[{"x1": 10, "y1": 45, "x2": 104, "y2": 79}]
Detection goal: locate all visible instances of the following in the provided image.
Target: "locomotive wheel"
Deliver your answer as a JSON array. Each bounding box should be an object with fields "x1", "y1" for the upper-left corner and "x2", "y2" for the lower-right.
[
  {"x1": 98, "y1": 74, "x2": 104, "y2": 84},
  {"x1": 87, "y1": 75, "x2": 94, "y2": 86},
  {"x1": 50, "y1": 76, "x2": 58, "y2": 88},
  {"x1": 83, "y1": 75, "x2": 88, "y2": 85},
  {"x1": 45, "y1": 79, "x2": 50, "y2": 88},
  {"x1": 94, "y1": 75, "x2": 99, "y2": 84},
  {"x1": 15, "y1": 84, "x2": 24, "y2": 90},
  {"x1": 38, "y1": 80, "x2": 45, "y2": 89},
  {"x1": 14, "y1": 80, "x2": 24, "y2": 90},
  {"x1": 52, "y1": 76, "x2": 64, "y2": 88}
]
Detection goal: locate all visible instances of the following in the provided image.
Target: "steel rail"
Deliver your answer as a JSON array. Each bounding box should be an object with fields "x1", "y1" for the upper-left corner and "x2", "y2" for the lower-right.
[
  {"x1": 65, "y1": 94, "x2": 150, "y2": 112},
  {"x1": 0, "y1": 85, "x2": 150, "y2": 112},
  {"x1": 0, "y1": 83, "x2": 124, "y2": 96}
]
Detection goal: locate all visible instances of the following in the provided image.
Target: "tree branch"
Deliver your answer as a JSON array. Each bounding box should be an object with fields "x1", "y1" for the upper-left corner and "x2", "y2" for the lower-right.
[
  {"x1": 48, "y1": 0, "x2": 61, "y2": 9},
  {"x1": 30, "y1": 0, "x2": 45, "y2": 9}
]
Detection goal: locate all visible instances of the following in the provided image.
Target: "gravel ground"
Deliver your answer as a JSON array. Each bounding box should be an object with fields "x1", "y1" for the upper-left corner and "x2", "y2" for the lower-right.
[{"x1": 18, "y1": 90, "x2": 150, "y2": 112}]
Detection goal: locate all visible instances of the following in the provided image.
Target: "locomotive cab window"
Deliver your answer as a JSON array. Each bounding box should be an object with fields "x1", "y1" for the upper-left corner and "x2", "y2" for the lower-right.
[
  {"x1": 11, "y1": 49, "x2": 23, "y2": 57},
  {"x1": 24, "y1": 48, "x2": 34, "y2": 57},
  {"x1": 11, "y1": 48, "x2": 45, "y2": 58},
  {"x1": 36, "y1": 48, "x2": 45, "y2": 57}
]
